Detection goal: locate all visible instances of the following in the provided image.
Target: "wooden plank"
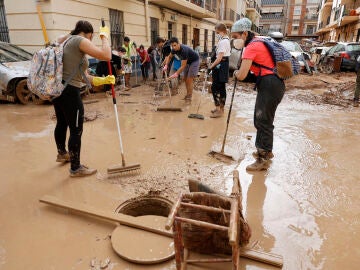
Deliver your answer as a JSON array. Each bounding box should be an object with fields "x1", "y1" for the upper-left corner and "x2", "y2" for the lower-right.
[
  {"x1": 39, "y1": 195, "x2": 283, "y2": 268},
  {"x1": 39, "y1": 195, "x2": 172, "y2": 238}
]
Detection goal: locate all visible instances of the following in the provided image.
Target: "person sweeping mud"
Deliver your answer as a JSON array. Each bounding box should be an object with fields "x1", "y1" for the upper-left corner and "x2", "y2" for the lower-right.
[
  {"x1": 53, "y1": 20, "x2": 114, "y2": 177},
  {"x1": 232, "y1": 18, "x2": 285, "y2": 171},
  {"x1": 163, "y1": 37, "x2": 200, "y2": 101},
  {"x1": 208, "y1": 23, "x2": 231, "y2": 118}
]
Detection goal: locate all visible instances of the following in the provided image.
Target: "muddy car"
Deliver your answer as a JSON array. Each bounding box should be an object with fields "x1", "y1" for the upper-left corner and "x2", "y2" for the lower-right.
[
  {"x1": 0, "y1": 42, "x2": 44, "y2": 105},
  {"x1": 318, "y1": 42, "x2": 360, "y2": 73},
  {"x1": 280, "y1": 40, "x2": 312, "y2": 73}
]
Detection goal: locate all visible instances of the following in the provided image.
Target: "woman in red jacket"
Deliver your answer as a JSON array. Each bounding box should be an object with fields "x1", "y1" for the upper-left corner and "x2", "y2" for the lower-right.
[{"x1": 136, "y1": 45, "x2": 151, "y2": 83}]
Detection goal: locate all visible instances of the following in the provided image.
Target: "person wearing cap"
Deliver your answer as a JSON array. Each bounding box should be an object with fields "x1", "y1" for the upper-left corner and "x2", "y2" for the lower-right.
[
  {"x1": 208, "y1": 23, "x2": 231, "y2": 118},
  {"x1": 232, "y1": 18, "x2": 285, "y2": 171}
]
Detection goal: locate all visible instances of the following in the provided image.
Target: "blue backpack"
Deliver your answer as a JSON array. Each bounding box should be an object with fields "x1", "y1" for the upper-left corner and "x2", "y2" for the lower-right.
[{"x1": 250, "y1": 38, "x2": 300, "y2": 80}]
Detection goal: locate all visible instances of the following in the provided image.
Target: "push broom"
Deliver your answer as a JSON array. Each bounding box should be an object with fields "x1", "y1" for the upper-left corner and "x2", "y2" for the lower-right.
[
  {"x1": 188, "y1": 70, "x2": 212, "y2": 120},
  {"x1": 209, "y1": 78, "x2": 238, "y2": 162},
  {"x1": 101, "y1": 19, "x2": 141, "y2": 175},
  {"x1": 156, "y1": 71, "x2": 182, "y2": 112}
]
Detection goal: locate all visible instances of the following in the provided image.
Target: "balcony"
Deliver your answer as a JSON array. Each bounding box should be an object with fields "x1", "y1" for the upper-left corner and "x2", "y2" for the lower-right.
[
  {"x1": 304, "y1": 14, "x2": 318, "y2": 21},
  {"x1": 149, "y1": 0, "x2": 217, "y2": 19},
  {"x1": 261, "y1": 13, "x2": 284, "y2": 21},
  {"x1": 246, "y1": 1, "x2": 262, "y2": 16},
  {"x1": 222, "y1": 8, "x2": 240, "y2": 26},
  {"x1": 339, "y1": 9, "x2": 359, "y2": 26}
]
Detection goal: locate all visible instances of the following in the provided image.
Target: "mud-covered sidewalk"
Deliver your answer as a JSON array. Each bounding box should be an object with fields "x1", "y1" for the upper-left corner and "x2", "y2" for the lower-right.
[{"x1": 0, "y1": 72, "x2": 359, "y2": 269}]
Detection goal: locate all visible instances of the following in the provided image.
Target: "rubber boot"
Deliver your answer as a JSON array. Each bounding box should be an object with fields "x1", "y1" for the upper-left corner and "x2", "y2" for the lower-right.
[{"x1": 246, "y1": 157, "x2": 270, "y2": 171}]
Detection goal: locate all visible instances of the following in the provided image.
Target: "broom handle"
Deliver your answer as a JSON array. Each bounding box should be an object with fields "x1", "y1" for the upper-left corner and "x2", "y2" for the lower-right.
[
  {"x1": 102, "y1": 18, "x2": 126, "y2": 167},
  {"x1": 220, "y1": 78, "x2": 237, "y2": 153},
  {"x1": 165, "y1": 71, "x2": 172, "y2": 106}
]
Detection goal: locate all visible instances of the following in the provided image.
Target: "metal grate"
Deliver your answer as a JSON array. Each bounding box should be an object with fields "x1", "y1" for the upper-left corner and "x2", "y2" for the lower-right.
[
  {"x1": 109, "y1": 8, "x2": 124, "y2": 49},
  {"x1": 0, "y1": 0, "x2": 9, "y2": 43}
]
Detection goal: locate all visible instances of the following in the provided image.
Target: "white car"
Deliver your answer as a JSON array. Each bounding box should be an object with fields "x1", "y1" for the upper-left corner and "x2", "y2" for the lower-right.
[{"x1": 0, "y1": 42, "x2": 44, "y2": 104}]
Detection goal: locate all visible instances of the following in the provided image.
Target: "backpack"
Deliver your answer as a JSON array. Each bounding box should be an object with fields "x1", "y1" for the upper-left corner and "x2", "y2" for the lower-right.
[
  {"x1": 27, "y1": 37, "x2": 85, "y2": 101},
  {"x1": 251, "y1": 38, "x2": 300, "y2": 80},
  {"x1": 147, "y1": 46, "x2": 154, "y2": 55}
]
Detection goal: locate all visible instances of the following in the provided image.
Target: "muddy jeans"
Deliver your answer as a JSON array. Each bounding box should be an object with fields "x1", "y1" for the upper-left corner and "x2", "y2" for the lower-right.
[
  {"x1": 254, "y1": 75, "x2": 285, "y2": 152},
  {"x1": 53, "y1": 85, "x2": 84, "y2": 171},
  {"x1": 355, "y1": 69, "x2": 360, "y2": 100}
]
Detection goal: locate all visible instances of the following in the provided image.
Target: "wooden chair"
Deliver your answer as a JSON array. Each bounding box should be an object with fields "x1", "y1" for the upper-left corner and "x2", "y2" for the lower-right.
[{"x1": 166, "y1": 170, "x2": 243, "y2": 270}]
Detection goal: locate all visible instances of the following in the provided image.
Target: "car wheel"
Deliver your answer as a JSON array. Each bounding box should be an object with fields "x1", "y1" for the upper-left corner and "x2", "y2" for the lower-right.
[{"x1": 15, "y1": 79, "x2": 45, "y2": 105}]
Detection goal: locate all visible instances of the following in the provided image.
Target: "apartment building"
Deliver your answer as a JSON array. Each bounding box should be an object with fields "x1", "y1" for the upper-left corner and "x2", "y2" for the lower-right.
[
  {"x1": 246, "y1": 0, "x2": 262, "y2": 33},
  {"x1": 316, "y1": 0, "x2": 360, "y2": 42},
  {"x1": 0, "y1": 0, "x2": 244, "y2": 54},
  {"x1": 286, "y1": 0, "x2": 319, "y2": 40},
  {"x1": 259, "y1": 0, "x2": 287, "y2": 35}
]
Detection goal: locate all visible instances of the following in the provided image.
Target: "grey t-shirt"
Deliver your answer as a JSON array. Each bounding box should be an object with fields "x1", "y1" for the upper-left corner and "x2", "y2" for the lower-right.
[{"x1": 62, "y1": 35, "x2": 88, "y2": 88}]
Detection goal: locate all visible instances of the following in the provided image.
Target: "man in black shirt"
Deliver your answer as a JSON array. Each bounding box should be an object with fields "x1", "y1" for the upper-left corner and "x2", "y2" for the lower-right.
[{"x1": 163, "y1": 37, "x2": 200, "y2": 101}]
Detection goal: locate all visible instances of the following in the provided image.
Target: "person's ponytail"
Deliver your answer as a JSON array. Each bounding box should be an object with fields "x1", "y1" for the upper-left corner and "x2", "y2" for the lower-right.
[{"x1": 70, "y1": 20, "x2": 94, "y2": 35}]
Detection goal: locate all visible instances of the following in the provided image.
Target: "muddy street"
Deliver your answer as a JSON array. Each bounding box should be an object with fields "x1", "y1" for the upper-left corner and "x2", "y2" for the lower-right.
[{"x1": 0, "y1": 73, "x2": 359, "y2": 270}]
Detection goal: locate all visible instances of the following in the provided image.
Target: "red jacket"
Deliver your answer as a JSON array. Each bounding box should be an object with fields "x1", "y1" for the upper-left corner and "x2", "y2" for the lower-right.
[{"x1": 136, "y1": 48, "x2": 150, "y2": 63}]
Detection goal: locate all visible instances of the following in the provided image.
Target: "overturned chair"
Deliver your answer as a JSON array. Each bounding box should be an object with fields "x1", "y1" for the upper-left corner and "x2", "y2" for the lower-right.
[{"x1": 165, "y1": 170, "x2": 251, "y2": 270}]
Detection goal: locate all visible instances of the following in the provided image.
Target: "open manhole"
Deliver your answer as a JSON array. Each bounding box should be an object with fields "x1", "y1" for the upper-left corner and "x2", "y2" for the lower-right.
[
  {"x1": 112, "y1": 195, "x2": 175, "y2": 265},
  {"x1": 115, "y1": 195, "x2": 173, "y2": 217}
]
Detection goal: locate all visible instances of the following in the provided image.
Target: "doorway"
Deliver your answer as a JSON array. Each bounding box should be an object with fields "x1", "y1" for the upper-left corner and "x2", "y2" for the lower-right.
[{"x1": 193, "y1": 28, "x2": 200, "y2": 49}]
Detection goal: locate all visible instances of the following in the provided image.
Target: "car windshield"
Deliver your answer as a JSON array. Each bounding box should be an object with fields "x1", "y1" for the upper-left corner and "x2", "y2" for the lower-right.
[
  {"x1": 347, "y1": 44, "x2": 360, "y2": 52},
  {"x1": 0, "y1": 43, "x2": 32, "y2": 63},
  {"x1": 281, "y1": 41, "x2": 303, "y2": 52}
]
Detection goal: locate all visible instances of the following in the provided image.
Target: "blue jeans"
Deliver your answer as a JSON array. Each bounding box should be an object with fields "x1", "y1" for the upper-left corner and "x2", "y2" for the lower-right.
[{"x1": 254, "y1": 75, "x2": 285, "y2": 152}]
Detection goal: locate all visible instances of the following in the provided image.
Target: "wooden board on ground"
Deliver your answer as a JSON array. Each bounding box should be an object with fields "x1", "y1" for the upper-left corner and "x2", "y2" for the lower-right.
[{"x1": 111, "y1": 215, "x2": 175, "y2": 264}]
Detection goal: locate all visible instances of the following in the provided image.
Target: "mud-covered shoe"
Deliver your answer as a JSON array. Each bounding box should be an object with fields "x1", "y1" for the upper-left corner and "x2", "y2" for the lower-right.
[
  {"x1": 252, "y1": 151, "x2": 274, "y2": 160},
  {"x1": 246, "y1": 158, "x2": 269, "y2": 171},
  {"x1": 70, "y1": 165, "x2": 97, "y2": 177},
  {"x1": 56, "y1": 152, "x2": 70, "y2": 163},
  {"x1": 182, "y1": 94, "x2": 192, "y2": 101},
  {"x1": 210, "y1": 110, "x2": 224, "y2": 118},
  {"x1": 353, "y1": 99, "x2": 359, "y2": 107}
]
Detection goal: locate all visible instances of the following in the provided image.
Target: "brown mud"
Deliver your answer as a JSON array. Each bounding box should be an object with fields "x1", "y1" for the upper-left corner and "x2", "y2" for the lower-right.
[{"x1": 0, "y1": 73, "x2": 359, "y2": 269}]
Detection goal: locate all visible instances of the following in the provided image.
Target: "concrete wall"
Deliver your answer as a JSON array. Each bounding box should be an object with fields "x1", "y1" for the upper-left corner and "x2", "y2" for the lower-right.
[{"x1": 4, "y1": 0, "x2": 216, "y2": 53}]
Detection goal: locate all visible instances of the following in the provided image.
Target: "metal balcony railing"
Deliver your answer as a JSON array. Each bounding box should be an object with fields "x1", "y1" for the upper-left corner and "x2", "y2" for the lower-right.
[
  {"x1": 304, "y1": 14, "x2": 318, "y2": 21},
  {"x1": 188, "y1": 0, "x2": 217, "y2": 13},
  {"x1": 261, "y1": 13, "x2": 284, "y2": 20},
  {"x1": 247, "y1": 2, "x2": 262, "y2": 14}
]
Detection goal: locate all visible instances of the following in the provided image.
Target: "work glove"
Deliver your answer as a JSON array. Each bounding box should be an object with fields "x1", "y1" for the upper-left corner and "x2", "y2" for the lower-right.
[
  {"x1": 169, "y1": 73, "x2": 178, "y2": 79},
  {"x1": 162, "y1": 64, "x2": 168, "y2": 71},
  {"x1": 99, "y1": 26, "x2": 110, "y2": 39},
  {"x1": 92, "y1": 75, "x2": 115, "y2": 86}
]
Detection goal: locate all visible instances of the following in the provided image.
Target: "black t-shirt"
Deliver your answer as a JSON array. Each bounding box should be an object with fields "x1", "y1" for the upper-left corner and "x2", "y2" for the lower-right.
[
  {"x1": 171, "y1": 45, "x2": 199, "y2": 65},
  {"x1": 161, "y1": 40, "x2": 171, "y2": 61}
]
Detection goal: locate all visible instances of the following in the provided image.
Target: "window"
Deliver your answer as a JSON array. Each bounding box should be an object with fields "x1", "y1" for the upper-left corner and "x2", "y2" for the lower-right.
[
  {"x1": 109, "y1": 9, "x2": 124, "y2": 49},
  {"x1": 204, "y1": 29, "x2": 208, "y2": 53},
  {"x1": 0, "y1": 0, "x2": 9, "y2": 42},
  {"x1": 168, "y1": 23, "x2": 173, "y2": 39},
  {"x1": 150, "y1": 17, "x2": 159, "y2": 46},
  {"x1": 182, "y1": 24, "x2": 188, "y2": 45},
  {"x1": 212, "y1": 31, "x2": 215, "y2": 49},
  {"x1": 293, "y1": 6, "x2": 301, "y2": 16},
  {"x1": 292, "y1": 25, "x2": 299, "y2": 31}
]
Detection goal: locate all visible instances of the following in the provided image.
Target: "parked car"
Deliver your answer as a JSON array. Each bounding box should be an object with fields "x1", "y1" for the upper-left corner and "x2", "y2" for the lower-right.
[
  {"x1": 318, "y1": 42, "x2": 360, "y2": 72},
  {"x1": 280, "y1": 40, "x2": 312, "y2": 73},
  {"x1": 0, "y1": 41, "x2": 45, "y2": 104}
]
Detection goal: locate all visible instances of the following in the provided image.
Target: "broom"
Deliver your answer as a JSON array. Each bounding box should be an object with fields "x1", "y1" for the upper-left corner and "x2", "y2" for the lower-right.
[
  {"x1": 209, "y1": 78, "x2": 238, "y2": 162},
  {"x1": 156, "y1": 71, "x2": 182, "y2": 112},
  {"x1": 101, "y1": 19, "x2": 140, "y2": 175},
  {"x1": 188, "y1": 70, "x2": 211, "y2": 120}
]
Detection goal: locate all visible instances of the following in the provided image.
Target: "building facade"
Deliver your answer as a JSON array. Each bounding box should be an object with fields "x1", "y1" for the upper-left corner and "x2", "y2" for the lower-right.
[
  {"x1": 316, "y1": 0, "x2": 360, "y2": 42},
  {"x1": 259, "y1": 0, "x2": 287, "y2": 35},
  {"x1": 286, "y1": 0, "x2": 319, "y2": 40},
  {"x1": 0, "y1": 0, "x2": 244, "y2": 54}
]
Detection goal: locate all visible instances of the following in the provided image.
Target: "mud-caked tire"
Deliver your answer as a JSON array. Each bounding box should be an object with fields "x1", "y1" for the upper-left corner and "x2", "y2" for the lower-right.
[{"x1": 15, "y1": 79, "x2": 45, "y2": 105}]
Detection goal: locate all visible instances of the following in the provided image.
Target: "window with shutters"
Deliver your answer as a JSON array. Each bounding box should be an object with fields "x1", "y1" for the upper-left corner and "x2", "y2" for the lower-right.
[{"x1": 109, "y1": 9, "x2": 124, "y2": 49}]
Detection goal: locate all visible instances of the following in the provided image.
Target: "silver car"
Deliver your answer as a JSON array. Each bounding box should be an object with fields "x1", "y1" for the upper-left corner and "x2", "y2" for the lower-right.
[{"x1": 0, "y1": 42, "x2": 44, "y2": 104}]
